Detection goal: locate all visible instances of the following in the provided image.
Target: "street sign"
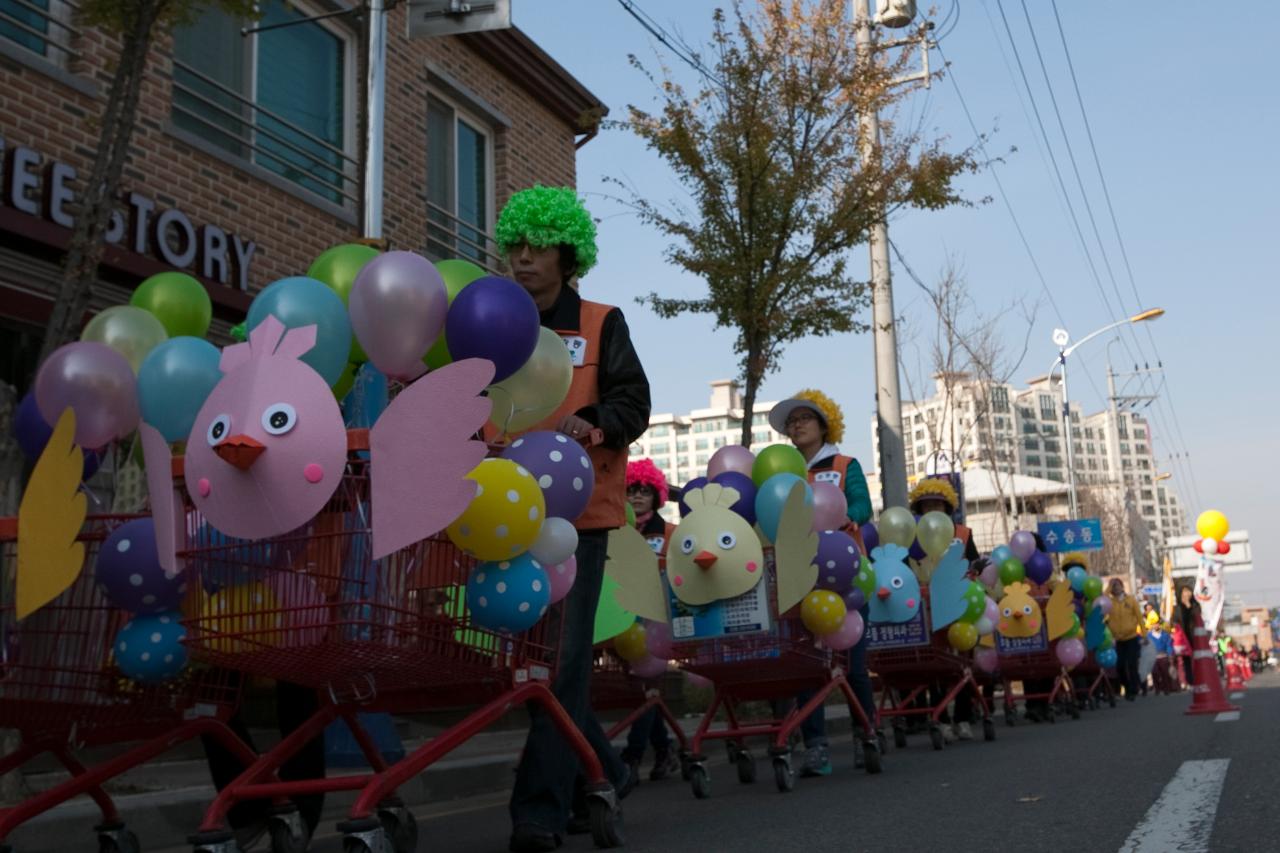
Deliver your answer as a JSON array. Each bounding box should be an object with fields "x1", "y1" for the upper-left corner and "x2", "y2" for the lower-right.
[
  {"x1": 408, "y1": 0, "x2": 511, "y2": 38},
  {"x1": 1141, "y1": 585, "x2": 1163, "y2": 598},
  {"x1": 1037, "y1": 518, "x2": 1104, "y2": 553}
]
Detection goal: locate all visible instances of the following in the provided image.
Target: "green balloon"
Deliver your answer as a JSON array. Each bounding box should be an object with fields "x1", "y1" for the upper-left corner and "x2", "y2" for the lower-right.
[
  {"x1": 1100, "y1": 627, "x2": 1114, "y2": 650},
  {"x1": 1082, "y1": 576, "x2": 1103, "y2": 601},
  {"x1": 751, "y1": 444, "x2": 807, "y2": 487},
  {"x1": 1068, "y1": 613, "x2": 1082, "y2": 638},
  {"x1": 130, "y1": 272, "x2": 212, "y2": 339},
  {"x1": 998, "y1": 557, "x2": 1026, "y2": 586},
  {"x1": 594, "y1": 575, "x2": 637, "y2": 643},
  {"x1": 960, "y1": 581, "x2": 986, "y2": 622},
  {"x1": 307, "y1": 243, "x2": 379, "y2": 364},
  {"x1": 854, "y1": 555, "x2": 876, "y2": 597},
  {"x1": 625, "y1": 502, "x2": 637, "y2": 527},
  {"x1": 423, "y1": 259, "x2": 486, "y2": 369}
]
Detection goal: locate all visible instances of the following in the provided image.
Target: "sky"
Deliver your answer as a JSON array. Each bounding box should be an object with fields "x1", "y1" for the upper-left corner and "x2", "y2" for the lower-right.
[{"x1": 516, "y1": 2, "x2": 1279, "y2": 603}]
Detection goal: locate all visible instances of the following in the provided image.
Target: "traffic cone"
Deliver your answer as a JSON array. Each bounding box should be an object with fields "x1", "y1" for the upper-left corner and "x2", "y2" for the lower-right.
[
  {"x1": 1225, "y1": 656, "x2": 1246, "y2": 692},
  {"x1": 1185, "y1": 615, "x2": 1238, "y2": 715}
]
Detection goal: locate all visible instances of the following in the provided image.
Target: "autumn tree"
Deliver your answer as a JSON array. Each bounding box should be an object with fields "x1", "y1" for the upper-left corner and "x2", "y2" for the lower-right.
[{"x1": 615, "y1": 0, "x2": 980, "y2": 444}]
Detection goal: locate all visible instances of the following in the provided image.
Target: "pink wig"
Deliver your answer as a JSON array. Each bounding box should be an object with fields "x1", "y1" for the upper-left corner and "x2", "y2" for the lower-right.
[{"x1": 626, "y1": 458, "x2": 668, "y2": 507}]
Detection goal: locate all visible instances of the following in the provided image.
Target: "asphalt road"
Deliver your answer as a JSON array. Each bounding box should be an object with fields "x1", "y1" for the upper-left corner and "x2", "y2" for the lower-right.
[{"x1": 219, "y1": 669, "x2": 1279, "y2": 853}]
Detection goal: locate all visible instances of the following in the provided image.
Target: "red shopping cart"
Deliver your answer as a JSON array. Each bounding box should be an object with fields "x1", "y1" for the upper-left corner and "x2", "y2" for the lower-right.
[
  {"x1": 591, "y1": 652, "x2": 690, "y2": 777},
  {"x1": 1073, "y1": 656, "x2": 1118, "y2": 710},
  {"x1": 0, "y1": 515, "x2": 244, "y2": 853},
  {"x1": 992, "y1": 594, "x2": 1079, "y2": 724},
  {"x1": 179, "y1": 443, "x2": 622, "y2": 853}
]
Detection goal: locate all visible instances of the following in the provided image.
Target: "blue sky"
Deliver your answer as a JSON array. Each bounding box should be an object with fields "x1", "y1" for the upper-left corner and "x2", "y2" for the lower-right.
[{"x1": 518, "y1": 2, "x2": 1278, "y2": 603}]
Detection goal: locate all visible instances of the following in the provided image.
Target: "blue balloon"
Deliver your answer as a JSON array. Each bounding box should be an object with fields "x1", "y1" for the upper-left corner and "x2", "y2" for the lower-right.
[
  {"x1": 754, "y1": 473, "x2": 813, "y2": 543},
  {"x1": 1067, "y1": 565, "x2": 1088, "y2": 593},
  {"x1": 991, "y1": 545, "x2": 1013, "y2": 565},
  {"x1": 137, "y1": 337, "x2": 222, "y2": 442},
  {"x1": 1096, "y1": 647, "x2": 1118, "y2": 668},
  {"x1": 678, "y1": 477, "x2": 708, "y2": 518},
  {"x1": 710, "y1": 471, "x2": 757, "y2": 524},
  {"x1": 247, "y1": 276, "x2": 352, "y2": 386},
  {"x1": 443, "y1": 276, "x2": 539, "y2": 382},
  {"x1": 113, "y1": 611, "x2": 188, "y2": 683},
  {"x1": 467, "y1": 553, "x2": 550, "y2": 634}
]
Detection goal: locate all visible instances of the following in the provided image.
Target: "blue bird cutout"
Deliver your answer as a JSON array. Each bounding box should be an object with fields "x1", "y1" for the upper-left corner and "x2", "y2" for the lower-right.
[
  {"x1": 927, "y1": 540, "x2": 971, "y2": 631},
  {"x1": 1085, "y1": 603, "x2": 1107, "y2": 651},
  {"x1": 868, "y1": 543, "x2": 921, "y2": 624}
]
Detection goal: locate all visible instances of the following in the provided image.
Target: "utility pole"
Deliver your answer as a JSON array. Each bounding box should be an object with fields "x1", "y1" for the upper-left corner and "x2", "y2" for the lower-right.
[
  {"x1": 363, "y1": 0, "x2": 388, "y2": 240},
  {"x1": 1108, "y1": 359, "x2": 1161, "y2": 591}
]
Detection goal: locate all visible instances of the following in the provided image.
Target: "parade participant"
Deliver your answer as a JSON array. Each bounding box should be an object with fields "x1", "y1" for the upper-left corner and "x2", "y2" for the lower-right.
[
  {"x1": 768, "y1": 390, "x2": 874, "y2": 775},
  {"x1": 618, "y1": 459, "x2": 679, "y2": 782},
  {"x1": 1107, "y1": 578, "x2": 1144, "y2": 701},
  {"x1": 498, "y1": 186, "x2": 652, "y2": 852},
  {"x1": 1147, "y1": 614, "x2": 1176, "y2": 694}
]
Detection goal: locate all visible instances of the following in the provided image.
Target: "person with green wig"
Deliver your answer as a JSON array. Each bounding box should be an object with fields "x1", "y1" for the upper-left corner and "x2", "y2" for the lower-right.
[{"x1": 498, "y1": 186, "x2": 652, "y2": 852}]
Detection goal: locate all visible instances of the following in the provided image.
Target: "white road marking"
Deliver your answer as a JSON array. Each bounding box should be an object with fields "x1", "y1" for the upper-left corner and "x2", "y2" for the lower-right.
[
  {"x1": 1118, "y1": 759, "x2": 1230, "y2": 853},
  {"x1": 1229, "y1": 692, "x2": 1244, "y2": 699},
  {"x1": 1214, "y1": 711, "x2": 1240, "y2": 722}
]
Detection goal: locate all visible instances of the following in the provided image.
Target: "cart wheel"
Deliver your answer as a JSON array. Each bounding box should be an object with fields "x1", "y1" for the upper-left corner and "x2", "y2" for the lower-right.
[
  {"x1": 679, "y1": 750, "x2": 693, "y2": 781},
  {"x1": 338, "y1": 817, "x2": 388, "y2": 853},
  {"x1": 98, "y1": 828, "x2": 140, "y2": 853},
  {"x1": 863, "y1": 740, "x2": 883, "y2": 775},
  {"x1": 588, "y1": 796, "x2": 624, "y2": 849},
  {"x1": 735, "y1": 751, "x2": 757, "y2": 785},
  {"x1": 725, "y1": 740, "x2": 741, "y2": 764},
  {"x1": 772, "y1": 757, "x2": 795, "y2": 793},
  {"x1": 689, "y1": 764, "x2": 711, "y2": 799},
  {"x1": 929, "y1": 725, "x2": 944, "y2": 751},
  {"x1": 877, "y1": 730, "x2": 887, "y2": 755},
  {"x1": 378, "y1": 807, "x2": 418, "y2": 853},
  {"x1": 893, "y1": 726, "x2": 908, "y2": 749},
  {"x1": 1004, "y1": 708, "x2": 1016, "y2": 727},
  {"x1": 1046, "y1": 706, "x2": 1057, "y2": 724},
  {"x1": 982, "y1": 717, "x2": 996, "y2": 742},
  {"x1": 268, "y1": 822, "x2": 308, "y2": 853},
  {"x1": 1068, "y1": 701, "x2": 1081, "y2": 721},
  {"x1": 188, "y1": 830, "x2": 238, "y2": 853},
  {"x1": 342, "y1": 839, "x2": 376, "y2": 853},
  {"x1": 1108, "y1": 694, "x2": 1117, "y2": 709}
]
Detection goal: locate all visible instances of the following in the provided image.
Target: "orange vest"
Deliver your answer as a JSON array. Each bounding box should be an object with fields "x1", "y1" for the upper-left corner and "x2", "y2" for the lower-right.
[{"x1": 806, "y1": 455, "x2": 867, "y2": 555}]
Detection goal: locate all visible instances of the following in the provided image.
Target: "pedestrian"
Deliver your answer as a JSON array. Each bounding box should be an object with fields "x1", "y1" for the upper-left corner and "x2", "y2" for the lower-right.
[
  {"x1": 1146, "y1": 613, "x2": 1176, "y2": 695},
  {"x1": 1107, "y1": 578, "x2": 1144, "y2": 701},
  {"x1": 497, "y1": 186, "x2": 653, "y2": 853},
  {"x1": 768, "y1": 390, "x2": 875, "y2": 776},
  {"x1": 1173, "y1": 583, "x2": 1200, "y2": 685},
  {"x1": 618, "y1": 459, "x2": 679, "y2": 783}
]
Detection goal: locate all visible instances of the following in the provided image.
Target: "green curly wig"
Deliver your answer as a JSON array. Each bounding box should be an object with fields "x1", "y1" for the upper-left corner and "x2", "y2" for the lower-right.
[{"x1": 495, "y1": 185, "x2": 598, "y2": 276}]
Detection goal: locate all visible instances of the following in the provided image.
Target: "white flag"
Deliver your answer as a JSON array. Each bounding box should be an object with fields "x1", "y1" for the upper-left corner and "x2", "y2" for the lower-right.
[{"x1": 1194, "y1": 555, "x2": 1225, "y2": 633}]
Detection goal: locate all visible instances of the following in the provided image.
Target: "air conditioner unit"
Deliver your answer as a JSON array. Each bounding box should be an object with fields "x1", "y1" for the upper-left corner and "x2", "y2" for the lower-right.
[{"x1": 875, "y1": 0, "x2": 916, "y2": 29}]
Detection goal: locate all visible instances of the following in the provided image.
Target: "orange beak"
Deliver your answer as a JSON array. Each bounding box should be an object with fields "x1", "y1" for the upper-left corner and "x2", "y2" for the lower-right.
[
  {"x1": 877, "y1": 587, "x2": 891, "y2": 600},
  {"x1": 214, "y1": 434, "x2": 266, "y2": 471},
  {"x1": 1012, "y1": 611, "x2": 1024, "y2": 621},
  {"x1": 693, "y1": 550, "x2": 718, "y2": 570}
]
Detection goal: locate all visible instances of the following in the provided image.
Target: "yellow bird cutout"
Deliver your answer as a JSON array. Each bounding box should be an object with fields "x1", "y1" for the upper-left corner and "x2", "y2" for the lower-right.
[
  {"x1": 1045, "y1": 579, "x2": 1075, "y2": 641},
  {"x1": 17, "y1": 408, "x2": 88, "y2": 619}
]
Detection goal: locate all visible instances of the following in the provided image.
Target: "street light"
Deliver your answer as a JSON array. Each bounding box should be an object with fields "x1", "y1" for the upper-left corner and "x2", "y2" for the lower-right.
[
  {"x1": 1155, "y1": 472, "x2": 1173, "y2": 482},
  {"x1": 1049, "y1": 308, "x2": 1165, "y2": 518}
]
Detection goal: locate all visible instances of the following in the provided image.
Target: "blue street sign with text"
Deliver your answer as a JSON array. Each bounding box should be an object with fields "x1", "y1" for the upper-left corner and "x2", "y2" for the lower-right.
[{"x1": 1037, "y1": 519, "x2": 1104, "y2": 552}]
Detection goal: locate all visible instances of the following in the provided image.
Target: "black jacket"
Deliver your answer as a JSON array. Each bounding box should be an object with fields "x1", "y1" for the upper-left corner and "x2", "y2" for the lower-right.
[{"x1": 540, "y1": 286, "x2": 651, "y2": 450}]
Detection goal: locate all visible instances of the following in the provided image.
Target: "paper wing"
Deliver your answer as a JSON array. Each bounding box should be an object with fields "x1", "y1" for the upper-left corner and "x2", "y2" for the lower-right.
[
  {"x1": 604, "y1": 524, "x2": 667, "y2": 622},
  {"x1": 140, "y1": 422, "x2": 184, "y2": 579},
  {"x1": 370, "y1": 358, "x2": 494, "y2": 559},
  {"x1": 927, "y1": 540, "x2": 971, "y2": 631},
  {"x1": 16, "y1": 409, "x2": 87, "y2": 619},
  {"x1": 774, "y1": 481, "x2": 819, "y2": 615},
  {"x1": 1045, "y1": 580, "x2": 1075, "y2": 641}
]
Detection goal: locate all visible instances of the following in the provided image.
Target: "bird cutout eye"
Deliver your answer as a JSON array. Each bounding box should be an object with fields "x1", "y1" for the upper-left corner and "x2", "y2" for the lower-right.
[
  {"x1": 1003, "y1": 607, "x2": 1013, "y2": 617},
  {"x1": 680, "y1": 535, "x2": 697, "y2": 555},
  {"x1": 261, "y1": 403, "x2": 298, "y2": 436},
  {"x1": 717, "y1": 531, "x2": 737, "y2": 550},
  {"x1": 206, "y1": 414, "x2": 232, "y2": 446},
  {"x1": 1023, "y1": 604, "x2": 1034, "y2": 615},
  {"x1": 890, "y1": 576, "x2": 904, "y2": 589}
]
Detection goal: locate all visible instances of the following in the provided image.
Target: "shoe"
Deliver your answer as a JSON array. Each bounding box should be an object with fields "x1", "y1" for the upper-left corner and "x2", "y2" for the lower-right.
[
  {"x1": 233, "y1": 819, "x2": 268, "y2": 852},
  {"x1": 941, "y1": 725, "x2": 957, "y2": 744},
  {"x1": 799, "y1": 745, "x2": 832, "y2": 777},
  {"x1": 616, "y1": 762, "x2": 638, "y2": 800},
  {"x1": 649, "y1": 747, "x2": 679, "y2": 781},
  {"x1": 509, "y1": 823, "x2": 562, "y2": 852},
  {"x1": 853, "y1": 738, "x2": 866, "y2": 769},
  {"x1": 623, "y1": 755, "x2": 642, "y2": 787},
  {"x1": 955, "y1": 721, "x2": 973, "y2": 741},
  {"x1": 566, "y1": 814, "x2": 590, "y2": 836}
]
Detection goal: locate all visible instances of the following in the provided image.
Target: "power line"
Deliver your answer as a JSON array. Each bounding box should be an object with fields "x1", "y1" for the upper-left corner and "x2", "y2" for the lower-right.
[{"x1": 614, "y1": 0, "x2": 724, "y2": 87}]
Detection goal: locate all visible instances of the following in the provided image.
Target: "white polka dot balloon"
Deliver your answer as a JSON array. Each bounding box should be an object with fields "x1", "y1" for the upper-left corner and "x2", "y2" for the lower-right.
[
  {"x1": 112, "y1": 611, "x2": 189, "y2": 683},
  {"x1": 96, "y1": 517, "x2": 189, "y2": 614},
  {"x1": 500, "y1": 431, "x2": 594, "y2": 521},
  {"x1": 465, "y1": 553, "x2": 551, "y2": 634}
]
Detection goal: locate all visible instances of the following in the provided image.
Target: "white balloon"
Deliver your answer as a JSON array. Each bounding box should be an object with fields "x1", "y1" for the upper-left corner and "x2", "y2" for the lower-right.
[
  {"x1": 974, "y1": 615, "x2": 995, "y2": 636},
  {"x1": 1201, "y1": 537, "x2": 1218, "y2": 555},
  {"x1": 530, "y1": 517, "x2": 579, "y2": 566}
]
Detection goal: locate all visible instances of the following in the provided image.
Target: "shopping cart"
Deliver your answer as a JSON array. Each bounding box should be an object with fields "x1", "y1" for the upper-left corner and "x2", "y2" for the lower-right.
[
  {"x1": 179, "y1": 443, "x2": 622, "y2": 853},
  {"x1": 1073, "y1": 656, "x2": 1118, "y2": 710},
  {"x1": 591, "y1": 652, "x2": 690, "y2": 777},
  {"x1": 0, "y1": 515, "x2": 244, "y2": 853},
  {"x1": 867, "y1": 589, "x2": 995, "y2": 750},
  {"x1": 992, "y1": 593, "x2": 1079, "y2": 724}
]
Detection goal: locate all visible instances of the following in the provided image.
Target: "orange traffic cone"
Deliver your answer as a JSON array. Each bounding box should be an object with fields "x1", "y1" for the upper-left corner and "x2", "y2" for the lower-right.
[
  {"x1": 1185, "y1": 616, "x2": 1239, "y2": 715},
  {"x1": 1225, "y1": 656, "x2": 1246, "y2": 692}
]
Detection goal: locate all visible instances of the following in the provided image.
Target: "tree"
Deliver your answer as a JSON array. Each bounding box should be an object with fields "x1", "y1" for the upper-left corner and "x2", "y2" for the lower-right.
[
  {"x1": 38, "y1": 0, "x2": 254, "y2": 365},
  {"x1": 613, "y1": 0, "x2": 980, "y2": 445}
]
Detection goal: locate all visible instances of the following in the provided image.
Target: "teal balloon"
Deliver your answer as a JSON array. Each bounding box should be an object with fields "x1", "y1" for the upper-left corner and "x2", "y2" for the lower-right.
[
  {"x1": 246, "y1": 276, "x2": 352, "y2": 386},
  {"x1": 991, "y1": 545, "x2": 1013, "y2": 565},
  {"x1": 1096, "y1": 647, "x2": 1117, "y2": 668},
  {"x1": 137, "y1": 337, "x2": 222, "y2": 442},
  {"x1": 1067, "y1": 565, "x2": 1088, "y2": 593},
  {"x1": 754, "y1": 472, "x2": 812, "y2": 543}
]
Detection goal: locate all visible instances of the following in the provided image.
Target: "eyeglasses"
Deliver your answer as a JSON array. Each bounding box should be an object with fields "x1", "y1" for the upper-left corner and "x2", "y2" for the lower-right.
[
  {"x1": 784, "y1": 412, "x2": 818, "y2": 429},
  {"x1": 626, "y1": 485, "x2": 653, "y2": 496}
]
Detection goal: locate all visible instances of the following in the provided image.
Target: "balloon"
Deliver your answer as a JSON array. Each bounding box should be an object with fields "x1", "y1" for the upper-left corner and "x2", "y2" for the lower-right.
[
  {"x1": 801, "y1": 590, "x2": 847, "y2": 636},
  {"x1": 13, "y1": 392, "x2": 101, "y2": 478},
  {"x1": 96, "y1": 518, "x2": 189, "y2": 613},
  {"x1": 1096, "y1": 647, "x2": 1117, "y2": 668},
  {"x1": 444, "y1": 276, "x2": 539, "y2": 382},
  {"x1": 1009, "y1": 530, "x2": 1037, "y2": 562},
  {"x1": 750, "y1": 444, "x2": 807, "y2": 487},
  {"x1": 973, "y1": 646, "x2": 999, "y2": 674},
  {"x1": 423, "y1": 259, "x2": 487, "y2": 368},
  {"x1": 983, "y1": 596, "x2": 1000, "y2": 625},
  {"x1": 1196, "y1": 509, "x2": 1229, "y2": 542},
  {"x1": 754, "y1": 473, "x2": 812, "y2": 543},
  {"x1": 909, "y1": 538, "x2": 926, "y2": 561},
  {"x1": 466, "y1": 554, "x2": 550, "y2": 634},
  {"x1": 947, "y1": 621, "x2": 979, "y2": 652},
  {"x1": 1082, "y1": 576, "x2": 1103, "y2": 601},
  {"x1": 916, "y1": 511, "x2": 955, "y2": 557},
  {"x1": 332, "y1": 362, "x2": 359, "y2": 401},
  {"x1": 197, "y1": 523, "x2": 274, "y2": 592},
  {"x1": 811, "y1": 481, "x2": 848, "y2": 533},
  {"x1": 130, "y1": 271, "x2": 211, "y2": 338},
  {"x1": 960, "y1": 581, "x2": 986, "y2": 623},
  {"x1": 81, "y1": 305, "x2": 168, "y2": 373},
  {"x1": 1218, "y1": 541, "x2": 1231, "y2": 555},
  {"x1": 307, "y1": 243, "x2": 380, "y2": 363},
  {"x1": 1200, "y1": 537, "x2": 1218, "y2": 555},
  {"x1": 860, "y1": 522, "x2": 879, "y2": 552},
  {"x1": 678, "y1": 477, "x2": 708, "y2": 518},
  {"x1": 813, "y1": 530, "x2": 861, "y2": 594},
  {"x1": 629, "y1": 654, "x2": 668, "y2": 679},
  {"x1": 710, "y1": 471, "x2": 757, "y2": 524},
  {"x1": 1026, "y1": 551, "x2": 1054, "y2": 585},
  {"x1": 991, "y1": 545, "x2": 1013, "y2": 565},
  {"x1": 447, "y1": 459, "x2": 547, "y2": 561},
  {"x1": 1066, "y1": 566, "x2": 1088, "y2": 593},
  {"x1": 707, "y1": 444, "x2": 755, "y2": 479},
  {"x1": 199, "y1": 582, "x2": 282, "y2": 653},
  {"x1": 977, "y1": 557, "x2": 998, "y2": 588},
  {"x1": 877, "y1": 507, "x2": 917, "y2": 548},
  {"x1": 843, "y1": 587, "x2": 866, "y2": 611},
  {"x1": 822, "y1": 610, "x2": 865, "y2": 651},
  {"x1": 1100, "y1": 627, "x2": 1115, "y2": 649},
  {"x1": 35, "y1": 341, "x2": 139, "y2": 448},
  {"x1": 136, "y1": 336, "x2": 222, "y2": 442},
  {"x1": 625, "y1": 502, "x2": 637, "y2": 527},
  {"x1": 265, "y1": 571, "x2": 328, "y2": 646},
  {"x1": 112, "y1": 611, "x2": 188, "y2": 683},
  {"x1": 348, "y1": 251, "x2": 448, "y2": 380},
  {"x1": 974, "y1": 615, "x2": 995, "y2": 635},
  {"x1": 853, "y1": 555, "x2": 876, "y2": 598},
  {"x1": 501, "y1": 431, "x2": 594, "y2": 521},
  {"x1": 1056, "y1": 637, "x2": 1086, "y2": 668},
  {"x1": 1193, "y1": 539, "x2": 1204, "y2": 554},
  {"x1": 545, "y1": 556, "x2": 577, "y2": 605},
  {"x1": 1066, "y1": 612, "x2": 1082, "y2": 638},
  {"x1": 645, "y1": 620, "x2": 674, "y2": 660},
  {"x1": 1094, "y1": 595, "x2": 1113, "y2": 617},
  {"x1": 529, "y1": 516, "x2": 578, "y2": 566},
  {"x1": 614, "y1": 622, "x2": 649, "y2": 661},
  {"x1": 487, "y1": 327, "x2": 573, "y2": 434},
  {"x1": 998, "y1": 557, "x2": 1025, "y2": 586},
  {"x1": 247, "y1": 276, "x2": 353, "y2": 386}
]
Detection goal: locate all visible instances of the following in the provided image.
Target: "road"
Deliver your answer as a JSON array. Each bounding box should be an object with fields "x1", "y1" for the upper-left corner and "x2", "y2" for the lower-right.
[{"x1": 172, "y1": 669, "x2": 1277, "y2": 853}]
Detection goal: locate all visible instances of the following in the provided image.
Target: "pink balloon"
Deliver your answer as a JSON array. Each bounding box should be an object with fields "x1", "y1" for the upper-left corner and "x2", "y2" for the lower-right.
[
  {"x1": 811, "y1": 481, "x2": 849, "y2": 533},
  {"x1": 36, "y1": 341, "x2": 139, "y2": 448},
  {"x1": 821, "y1": 609, "x2": 865, "y2": 651},
  {"x1": 973, "y1": 646, "x2": 999, "y2": 674},
  {"x1": 348, "y1": 251, "x2": 447, "y2": 380},
  {"x1": 644, "y1": 619, "x2": 674, "y2": 660},
  {"x1": 629, "y1": 654, "x2": 667, "y2": 679},
  {"x1": 979, "y1": 562, "x2": 999, "y2": 588},
  {"x1": 707, "y1": 444, "x2": 755, "y2": 479},
  {"x1": 983, "y1": 596, "x2": 999, "y2": 624},
  {"x1": 1056, "y1": 637, "x2": 1086, "y2": 668},
  {"x1": 267, "y1": 572, "x2": 328, "y2": 645},
  {"x1": 545, "y1": 556, "x2": 577, "y2": 605}
]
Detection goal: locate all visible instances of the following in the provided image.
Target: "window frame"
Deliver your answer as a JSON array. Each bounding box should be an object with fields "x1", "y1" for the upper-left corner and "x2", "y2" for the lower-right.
[{"x1": 426, "y1": 87, "x2": 496, "y2": 265}]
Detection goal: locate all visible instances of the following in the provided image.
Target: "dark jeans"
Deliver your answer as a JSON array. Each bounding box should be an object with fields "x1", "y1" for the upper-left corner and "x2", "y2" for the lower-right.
[
  {"x1": 621, "y1": 705, "x2": 671, "y2": 762},
  {"x1": 1181, "y1": 654, "x2": 1195, "y2": 684},
  {"x1": 1115, "y1": 637, "x2": 1142, "y2": 698},
  {"x1": 795, "y1": 605, "x2": 874, "y2": 747},
  {"x1": 510, "y1": 530, "x2": 627, "y2": 833},
  {"x1": 202, "y1": 679, "x2": 325, "y2": 834}
]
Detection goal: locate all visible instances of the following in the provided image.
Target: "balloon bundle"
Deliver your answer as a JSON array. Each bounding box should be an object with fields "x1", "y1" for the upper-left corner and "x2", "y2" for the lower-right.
[
  {"x1": 610, "y1": 619, "x2": 674, "y2": 679},
  {"x1": 1191, "y1": 510, "x2": 1230, "y2": 557}
]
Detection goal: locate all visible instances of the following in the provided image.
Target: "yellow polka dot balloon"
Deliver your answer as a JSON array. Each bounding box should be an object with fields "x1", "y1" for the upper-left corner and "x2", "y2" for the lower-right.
[
  {"x1": 198, "y1": 581, "x2": 282, "y2": 653},
  {"x1": 801, "y1": 589, "x2": 847, "y2": 636},
  {"x1": 447, "y1": 458, "x2": 547, "y2": 562},
  {"x1": 613, "y1": 622, "x2": 649, "y2": 662}
]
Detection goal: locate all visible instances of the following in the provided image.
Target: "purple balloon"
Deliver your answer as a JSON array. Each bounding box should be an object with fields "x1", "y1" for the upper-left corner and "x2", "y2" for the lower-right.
[
  {"x1": 843, "y1": 587, "x2": 866, "y2": 611},
  {"x1": 644, "y1": 620, "x2": 674, "y2": 660},
  {"x1": 501, "y1": 430, "x2": 594, "y2": 521},
  {"x1": 909, "y1": 538, "x2": 926, "y2": 561},
  {"x1": 678, "y1": 477, "x2": 708, "y2": 518},
  {"x1": 1009, "y1": 530, "x2": 1038, "y2": 562},
  {"x1": 860, "y1": 522, "x2": 879, "y2": 552},
  {"x1": 349, "y1": 251, "x2": 448, "y2": 380},
  {"x1": 813, "y1": 530, "x2": 861, "y2": 593},
  {"x1": 14, "y1": 392, "x2": 101, "y2": 479},
  {"x1": 444, "y1": 276, "x2": 539, "y2": 382},
  {"x1": 35, "y1": 341, "x2": 139, "y2": 448},
  {"x1": 710, "y1": 471, "x2": 757, "y2": 524},
  {"x1": 95, "y1": 518, "x2": 189, "y2": 613},
  {"x1": 1026, "y1": 550, "x2": 1054, "y2": 585}
]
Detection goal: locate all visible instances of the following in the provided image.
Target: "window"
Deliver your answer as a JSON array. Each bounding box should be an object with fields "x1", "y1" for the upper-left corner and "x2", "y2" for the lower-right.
[
  {"x1": 752, "y1": 431, "x2": 770, "y2": 444},
  {"x1": 714, "y1": 436, "x2": 727, "y2": 448},
  {"x1": 1039, "y1": 394, "x2": 1055, "y2": 419},
  {"x1": 992, "y1": 386, "x2": 1009, "y2": 413},
  {"x1": 677, "y1": 455, "x2": 688, "y2": 468},
  {"x1": 649, "y1": 425, "x2": 669, "y2": 437},
  {"x1": 1, "y1": 0, "x2": 72, "y2": 62},
  {"x1": 1141, "y1": 489, "x2": 1154, "y2": 501},
  {"x1": 1120, "y1": 443, "x2": 1130, "y2": 455},
  {"x1": 1025, "y1": 455, "x2": 1041, "y2": 467},
  {"x1": 1043, "y1": 439, "x2": 1060, "y2": 453},
  {"x1": 695, "y1": 454, "x2": 709, "y2": 466},
  {"x1": 172, "y1": 2, "x2": 355, "y2": 206},
  {"x1": 1136, "y1": 444, "x2": 1148, "y2": 455},
  {"x1": 1135, "y1": 428, "x2": 1147, "y2": 439},
  {"x1": 914, "y1": 413, "x2": 924, "y2": 424},
  {"x1": 1046, "y1": 456, "x2": 1063, "y2": 469},
  {"x1": 695, "y1": 438, "x2": 709, "y2": 451},
  {"x1": 427, "y1": 93, "x2": 492, "y2": 264},
  {"x1": 914, "y1": 429, "x2": 925, "y2": 441},
  {"x1": 1085, "y1": 427, "x2": 1095, "y2": 440},
  {"x1": 1024, "y1": 437, "x2": 1040, "y2": 450},
  {"x1": 753, "y1": 413, "x2": 769, "y2": 425},
  {"x1": 651, "y1": 443, "x2": 669, "y2": 455},
  {"x1": 1087, "y1": 442, "x2": 1096, "y2": 455},
  {"x1": 1117, "y1": 417, "x2": 1128, "y2": 439},
  {"x1": 915, "y1": 444, "x2": 925, "y2": 456}
]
